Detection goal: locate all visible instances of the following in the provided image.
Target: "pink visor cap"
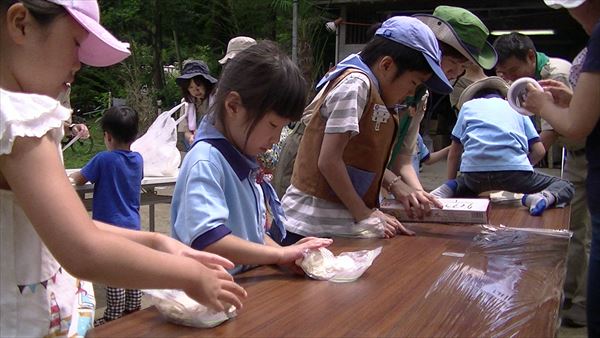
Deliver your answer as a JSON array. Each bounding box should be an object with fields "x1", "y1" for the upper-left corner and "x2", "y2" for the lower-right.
[{"x1": 48, "y1": 0, "x2": 130, "y2": 67}]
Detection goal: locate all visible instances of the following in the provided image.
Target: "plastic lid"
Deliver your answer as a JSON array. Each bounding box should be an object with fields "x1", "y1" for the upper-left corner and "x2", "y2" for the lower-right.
[{"x1": 507, "y1": 77, "x2": 543, "y2": 116}]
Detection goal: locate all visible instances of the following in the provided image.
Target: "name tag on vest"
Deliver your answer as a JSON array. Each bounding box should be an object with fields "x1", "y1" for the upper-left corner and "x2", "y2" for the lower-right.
[{"x1": 372, "y1": 104, "x2": 391, "y2": 131}]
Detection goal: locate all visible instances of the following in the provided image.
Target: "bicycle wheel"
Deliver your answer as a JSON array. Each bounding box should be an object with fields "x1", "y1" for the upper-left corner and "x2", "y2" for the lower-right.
[{"x1": 71, "y1": 137, "x2": 94, "y2": 155}]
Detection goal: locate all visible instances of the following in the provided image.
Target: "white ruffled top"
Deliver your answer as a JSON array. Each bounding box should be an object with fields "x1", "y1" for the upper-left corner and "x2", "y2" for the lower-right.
[
  {"x1": 0, "y1": 88, "x2": 70, "y2": 155},
  {"x1": 0, "y1": 88, "x2": 95, "y2": 337}
]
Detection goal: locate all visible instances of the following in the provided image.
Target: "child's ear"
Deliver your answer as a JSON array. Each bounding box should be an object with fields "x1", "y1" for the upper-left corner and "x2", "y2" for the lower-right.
[
  {"x1": 526, "y1": 49, "x2": 536, "y2": 65},
  {"x1": 224, "y1": 91, "x2": 243, "y2": 117},
  {"x1": 5, "y1": 3, "x2": 31, "y2": 45},
  {"x1": 378, "y1": 56, "x2": 396, "y2": 79}
]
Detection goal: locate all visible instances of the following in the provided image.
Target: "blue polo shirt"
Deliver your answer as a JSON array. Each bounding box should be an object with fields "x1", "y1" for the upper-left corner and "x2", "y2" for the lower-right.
[
  {"x1": 452, "y1": 97, "x2": 540, "y2": 172},
  {"x1": 171, "y1": 120, "x2": 286, "y2": 273},
  {"x1": 81, "y1": 150, "x2": 143, "y2": 230}
]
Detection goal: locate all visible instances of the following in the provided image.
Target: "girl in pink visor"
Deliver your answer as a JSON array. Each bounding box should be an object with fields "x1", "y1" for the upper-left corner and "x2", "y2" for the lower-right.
[{"x1": 0, "y1": 1, "x2": 246, "y2": 336}]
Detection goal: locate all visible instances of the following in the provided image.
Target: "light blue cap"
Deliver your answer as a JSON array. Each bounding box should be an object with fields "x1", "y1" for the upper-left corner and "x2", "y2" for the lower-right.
[{"x1": 375, "y1": 16, "x2": 453, "y2": 94}]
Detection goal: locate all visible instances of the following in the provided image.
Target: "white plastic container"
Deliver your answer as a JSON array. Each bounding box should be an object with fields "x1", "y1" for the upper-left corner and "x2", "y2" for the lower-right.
[{"x1": 507, "y1": 77, "x2": 543, "y2": 116}]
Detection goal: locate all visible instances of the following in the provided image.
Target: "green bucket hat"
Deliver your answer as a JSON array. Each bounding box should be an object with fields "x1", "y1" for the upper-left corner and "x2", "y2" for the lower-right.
[{"x1": 414, "y1": 6, "x2": 497, "y2": 70}]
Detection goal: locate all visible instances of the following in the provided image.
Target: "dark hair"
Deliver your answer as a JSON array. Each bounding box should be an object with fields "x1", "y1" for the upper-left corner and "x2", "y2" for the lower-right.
[
  {"x1": 365, "y1": 22, "x2": 382, "y2": 40},
  {"x1": 493, "y1": 32, "x2": 536, "y2": 64},
  {"x1": 439, "y1": 41, "x2": 468, "y2": 62},
  {"x1": 178, "y1": 77, "x2": 214, "y2": 103},
  {"x1": 360, "y1": 36, "x2": 431, "y2": 79},
  {"x1": 1, "y1": 0, "x2": 65, "y2": 26},
  {"x1": 101, "y1": 106, "x2": 139, "y2": 144},
  {"x1": 472, "y1": 88, "x2": 504, "y2": 100},
  {"x1": 212, "y1": 40, "x2": 307, "y2": 144}
]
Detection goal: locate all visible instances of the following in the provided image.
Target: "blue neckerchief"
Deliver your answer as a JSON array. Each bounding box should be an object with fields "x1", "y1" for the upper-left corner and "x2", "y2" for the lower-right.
[
  {"x1": 316, "y1": 54, "x2": 380, "y2": 92},
  {"x1": 191, "y1": 120, "x2": 287, "y2": 240}
]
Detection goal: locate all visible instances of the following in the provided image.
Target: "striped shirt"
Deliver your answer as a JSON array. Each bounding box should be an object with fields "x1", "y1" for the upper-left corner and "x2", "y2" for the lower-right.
[{"x1": 282, "y1": 73, "x2": 382, "y2": 237}]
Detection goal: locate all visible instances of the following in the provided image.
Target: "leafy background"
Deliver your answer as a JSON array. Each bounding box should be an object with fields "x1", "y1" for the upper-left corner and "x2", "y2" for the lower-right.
[{"x1": 65, "y1": 0, "x2": 336, "y2": 168}]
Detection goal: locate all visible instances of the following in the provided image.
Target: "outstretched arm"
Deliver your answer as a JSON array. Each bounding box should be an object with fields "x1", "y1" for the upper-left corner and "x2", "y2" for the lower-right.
[
  {"x1": 203, "y1": 234, "x2": 332, "y2": 266},
  {"x1": 525, "y1": 73, "x2": 600, "y2": 139},
  {"x1": 319, "y1": 132, "x2": 399, "y2": 237},
  {"x1": 528, "y1": 141, "x2": 546, "y2": 165},
  {"x1": 424, "y1": 145, "x2": 450, "y2": 165},
  {"x1": 318, "y1": 132, "x2": 372, "y2": 221},
  {"x1": 446, "y1": 141, "x2": 462, "y2": 180},
  {"x1": 0, "y1": 134, "x2": 246, "y2": 311}
]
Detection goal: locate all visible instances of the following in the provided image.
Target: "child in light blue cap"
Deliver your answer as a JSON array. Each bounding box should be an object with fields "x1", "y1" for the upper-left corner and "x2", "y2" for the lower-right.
[{"x1": 278, "y1": 16, "x2": 452, "y2": 242}]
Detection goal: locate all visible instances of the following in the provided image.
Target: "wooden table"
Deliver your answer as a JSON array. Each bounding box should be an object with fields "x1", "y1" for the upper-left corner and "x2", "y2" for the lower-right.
[
  {"x1": 87, "y1": 204, "x2": 571, "y2": 337},
  {"x1": 66, "y1": 169, "x2": 177, "y2": 231}
]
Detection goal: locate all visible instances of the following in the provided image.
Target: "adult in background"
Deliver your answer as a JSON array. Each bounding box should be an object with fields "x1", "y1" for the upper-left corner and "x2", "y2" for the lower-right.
[
  {"x1": 176, "y1": 60, "x2": 217, "y2": 150},
  {"x1": 494, "y1": 25, "x2": 589, "y2": 329},
  {"x1": 493, "y1": 32, "x2": 571, "y2": 150},
  {"x1": 524, "y1": 0, "x2": 600, "y2": 335},
  {"x1": 218, "y1": 36, "x2": 257, "y2": 67}
]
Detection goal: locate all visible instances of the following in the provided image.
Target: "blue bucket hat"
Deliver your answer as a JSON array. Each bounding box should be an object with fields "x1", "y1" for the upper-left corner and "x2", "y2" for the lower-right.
[
  {"x1": 375, "y1": 16, "x2": 453, "y2": 94},
  {"x1": 176, "y1": 60, "x2": 218, "y2": 87}
]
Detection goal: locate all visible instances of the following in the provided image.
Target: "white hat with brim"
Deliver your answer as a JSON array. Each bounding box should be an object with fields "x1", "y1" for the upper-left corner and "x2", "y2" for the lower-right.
[
  {"x1": 48, "y1": 0, "x2": 130, "y2": 67},
  {"x1": 456, "y1": 76, "x2": 509, "y2": 110},
  {"x1": 543, "y1": 0, "x2": 586, "y2": 9},
  {"x1": 218, "y1": 36, "x2": 257, "y2": 65}
]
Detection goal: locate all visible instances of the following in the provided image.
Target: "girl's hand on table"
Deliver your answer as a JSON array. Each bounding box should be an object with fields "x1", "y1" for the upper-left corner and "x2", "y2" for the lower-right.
[
  {"x1": 371, "y1": 209, "x2": 415, "y2": 237},
  {"x1": 277, "y1": 237, "x2": 333, "y2": 265},
  {"x1": 184, "y1": 263, "x2": 247, "y2": 312},
  {"x1": 391, "y1": 180, "x2": 442, "y2": 219}
]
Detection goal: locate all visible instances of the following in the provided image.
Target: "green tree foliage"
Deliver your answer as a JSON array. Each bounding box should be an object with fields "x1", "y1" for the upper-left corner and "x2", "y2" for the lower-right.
[{"x1": 70, "y1": 0, "x2": 336, "y2": 135}]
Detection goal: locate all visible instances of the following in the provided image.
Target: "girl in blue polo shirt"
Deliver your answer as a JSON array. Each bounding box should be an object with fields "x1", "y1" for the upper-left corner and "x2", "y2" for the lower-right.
[{"x1": 171, "y1": 41, "x2": 332, "y2": 274}]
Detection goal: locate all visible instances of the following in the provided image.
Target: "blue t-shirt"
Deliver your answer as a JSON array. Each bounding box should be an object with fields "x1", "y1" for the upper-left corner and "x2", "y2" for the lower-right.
[
  {"x1": 81, "y1": 150, "x2": 143, "y2": 230},
  {"x1": 452, "y1": 97, "x2": 540, "y2": 172},
  {"x1": 411, "y1": 134, "x2": 430, "y2": 174},
  {"x1": 582, "y1": 21, "x2": 600, "y2": 214},
  {"x1": 171, "y1": 121, "x2": 272, "y2": 274}
]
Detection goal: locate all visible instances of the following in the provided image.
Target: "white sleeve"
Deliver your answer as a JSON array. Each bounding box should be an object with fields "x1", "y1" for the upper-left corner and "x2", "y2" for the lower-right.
[{"x1": 0, "y1": 89, "x2": 70, "y2": 155}]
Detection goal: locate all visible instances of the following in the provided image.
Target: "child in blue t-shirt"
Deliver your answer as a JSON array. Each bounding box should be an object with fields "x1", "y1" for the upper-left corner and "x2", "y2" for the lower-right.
[
  {"x1": 412, "y1": 134, "x2": 450, "y2": 175},
  {"x1": 431, "y1": 77, "x2": 574, "y2": 216},
  {"x1": 171, "y1": 41, "x2": 332, "y2": 275},
  {"x1": 71, "y1": 105, "x2": 143, "y2": 323}
]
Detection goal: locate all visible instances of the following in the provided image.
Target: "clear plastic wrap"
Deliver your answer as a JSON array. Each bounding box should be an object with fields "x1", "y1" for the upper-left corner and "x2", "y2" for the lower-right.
[
  {"x1": 296, "y1": 246, "x2": 382, "y2": 282},
  {"x1": 402, "y1": 225, "x2": 571, "y2": 337},
  {"x1": 143, "y1": 289, "x2": 236, "y2": 328},
  {"x1": 488, "y1": 190, "x2": 524, "y2": 206},
  {"x1": 312, "y1": 216, "x2": 387, "y2": 238}
]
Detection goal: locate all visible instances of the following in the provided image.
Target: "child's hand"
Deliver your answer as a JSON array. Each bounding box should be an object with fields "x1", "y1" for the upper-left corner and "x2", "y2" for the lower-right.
[
  {"x1": 277, "y1": 237, "x2": 333, "y2": 265},
  {"x1": 370, "y1": 209, "x2": 415, "y2": 237},
  {"x1": 184, "y1": 263, "x2": 247, "y2": 313},
  {"x1": 391, "y1": 181, "x2": 442, "y2": 219},
  {"x1": 70, "y1": 123, "x2": 90, "y2": 139}
]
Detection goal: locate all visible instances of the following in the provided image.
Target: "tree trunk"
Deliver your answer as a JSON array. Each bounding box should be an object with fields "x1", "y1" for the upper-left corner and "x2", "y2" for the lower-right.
[{"x1": 152, "y1": 0, "x2": 164, "y2": 91}]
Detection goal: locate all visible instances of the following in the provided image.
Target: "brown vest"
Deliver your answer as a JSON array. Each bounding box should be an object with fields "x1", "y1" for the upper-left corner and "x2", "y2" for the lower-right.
[{"x1": 291, "y1": 69, "x2": 398, "y2": 208}]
